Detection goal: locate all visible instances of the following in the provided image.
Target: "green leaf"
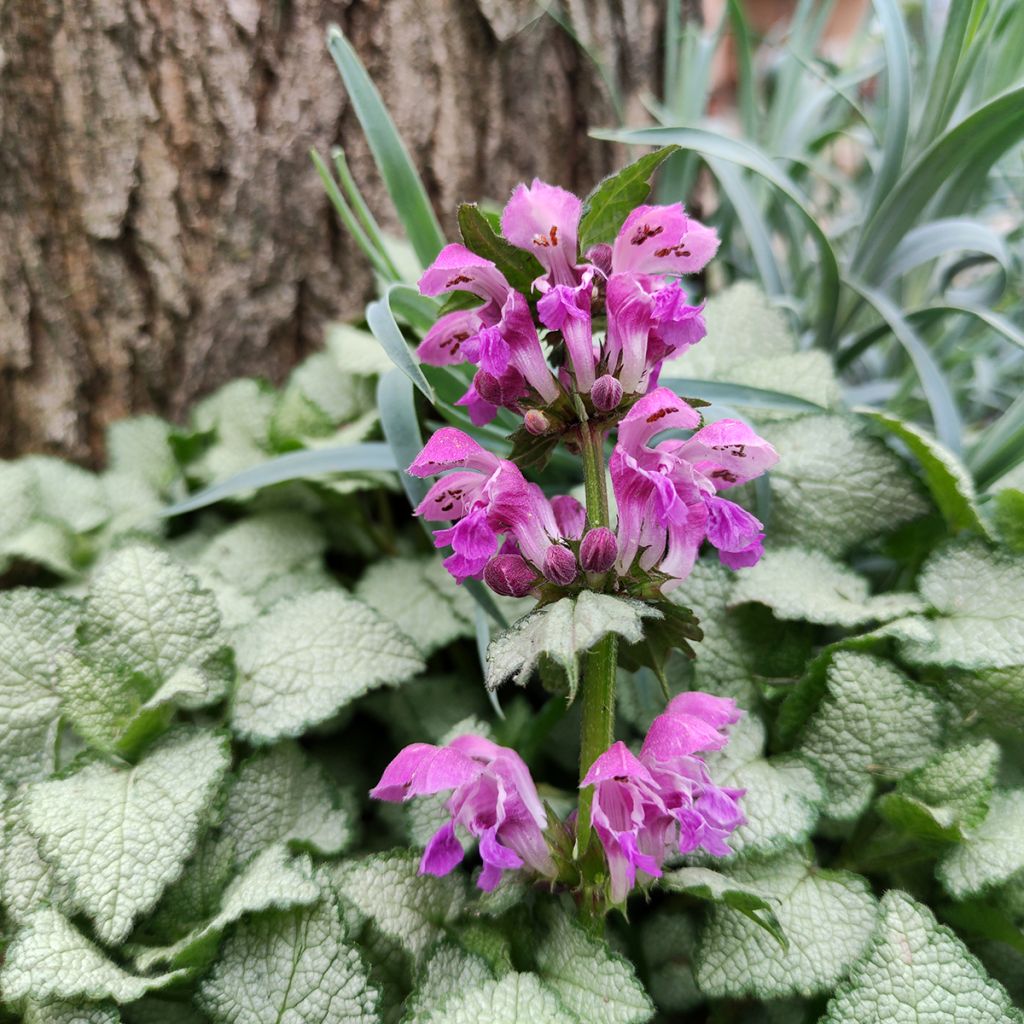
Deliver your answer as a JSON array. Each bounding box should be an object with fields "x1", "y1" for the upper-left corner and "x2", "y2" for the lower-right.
[
  {"x1": 0, "y1": 796, "x2": 71, "y2": 925},
  {"x1": 661, "y1": 867, "x2": 785, "y2": 947},
  {"x1": 760, "y1": 415, "x2": 931, "y2": 556},
  {"x1": 695, "y1": 848, "x2": 876, "y2": 999},
  {"x1": 660, "y1": 283, "x2": 840, "y2": 411},
  {"x1": 413, "y1": 972, "x2": 576, "y2": 1024},
  {"x1": 106, "y1": 414, "x2": 180, "y2": 495},
  {"x1": 820, "y1": 891, "x2": 1023, "y2": 1023},
  {"x1": 0, "y1": 590, "x2": 79, "y2": 785},
  {"x1": 198, "y1": 896, "x2": 378, "y2": 1024},
  {"x1": 271, "y1": 350, "x2": 373, "y2": 445},
  {"x1": 677, "y1": 560, "x2": 760, "y2": 704},
  {"x1": 639, "y1": 911, "x2": 702, "y2": 1016},
  {"x1": 577, "y1": 145, "x2": 679, "y2": 250},
  {"x1": 901, "y1": 542, "x2": 1024, "y2": 671},
  {"x1": 457, "y1": 204, "x2": 544, "y2": 294},
  {"x1": 188, "y1": 378, "x2": 275, "y2": 485},
  {"x1": 133, "y1": 844, "x2": 320, "y2": 971},
  {"x1": 535, "y1": 909, "x2": 654, "y2": 1024},
  {"x1": 877, "y1": 739, "x2": 1000, "y2": 844},
  {"x1": 0, "y1": 908, "x2": 187, "y2": 1005},
  {"x1": 861, "y1": 0, "x2": 910, "y2": 223},
  {"x1": 22, "y1": 1001, "x2": 120, "y2": 1024},
  {"x1": 220, "y1": 742, "x2": 354, "y2": 865},
  {"x1": 994, "y1": 490, "x2": 1024, "y2": 553},
  {"x1": 731, "y1": 547, "x2": 925, "y2": 627},
  {"x1": 60, "y1": 545, "x2": 229, "y2": 751},
  {"x1": 333, "y1": 849, "x2": 467, "y2": 959},
  {"x1": 377, "y1": 368, "x2": 428, "y2": 509},
  {"x1": 163, "y1": 442, "x2": 397, "y2": 516},
  {"x1": 705, "y1": 714, "x2": 823, "y2": 858},
  {"x1": 195, "y1": 512, "x2": 327, "y2": 599},
  {"x1": 231, "y1": 589, "x2": 424, "y2": 742},
  {"x1": 405, "y1": 944, "x2": 494, "y2": 1022},
  {"x1": 24, "y1": 729, "x2": 230, "y2": 945},
  {"x1": 938, "y1": 790, "x2": 1024, "y2": 900},
  {"x1": 591, "y1": 127, "x2": 841, "y2": 348},
  {"x1": 796, "y1": 651, "x2": 945, "y2": 821},
  {"x1": 846, "y1": 279, "x2": 963, "y2": 453},
  {"x1": 326, "y1": 322, "x2": 397, "y2": 377},
  {"x1": 80, "y1": 544, "x2": 223, "y2": 685},
  {"x1": 853, "y1": 84, "x2": 1024, "y2": 279},
  {"x1": 23, "y1": 455, "x2": 109, "y2": 535},
  {"x1": 356, "y1": 555, "x2": 475, "y2": 656},
  {"x1": 325, "y1": 24, "x2": 444, "y2": 267},
  {"x1": 946, "y1": 666, "x2": 1024, "y2": 733},
  {"x1": 658, "y1": 377, "x2": 829, "y2": 414},
  {"x1": 860, "y1": 408, "x2": 988, "y2": 535},
  {"x1": 485, "y1": 593, "x2": 661, "y2": 698},
  {"x1": 366, "y1": 286, "x2": 435, "y2": 402}
]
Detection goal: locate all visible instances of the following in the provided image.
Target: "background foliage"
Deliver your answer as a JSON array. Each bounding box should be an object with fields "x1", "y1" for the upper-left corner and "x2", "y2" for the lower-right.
[{"x1": 1, "y1": 1, "x2": 1023, "y2": 1022}]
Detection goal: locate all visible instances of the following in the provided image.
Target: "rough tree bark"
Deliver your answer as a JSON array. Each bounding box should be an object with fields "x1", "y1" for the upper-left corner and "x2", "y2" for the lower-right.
[{"x1": 0, "y1": 0, "x2": 663, "y2": 463}]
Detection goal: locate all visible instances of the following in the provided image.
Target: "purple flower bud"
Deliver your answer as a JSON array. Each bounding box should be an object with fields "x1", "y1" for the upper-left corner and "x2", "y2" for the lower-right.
[
  {"x1": 580, "y1": 526, "x2": 618, "y2": 573},
  {"x1": 591, "y1": 374, "x2": 623, "y2": 413},
  {"x1": 483, "y1": 554, "x2": 536, "y2": 598},
  {"x1": 474, "y1": 367, "x2": 527, "y2": 407},
  {"x1": 543, "y1": 545, "x2": 578, "y2": 587},
  {"x1": 551, "y1": 495, "x2": 586, "y2": 540},
  {"x1": 523, "y1": 409, "x2": 550, "y2": 435}
]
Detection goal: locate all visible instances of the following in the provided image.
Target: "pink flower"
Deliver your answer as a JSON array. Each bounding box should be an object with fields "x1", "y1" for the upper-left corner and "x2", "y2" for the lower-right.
[
  {"x1": 409, "y1": 427, "x2": 582, "y2": 587},
  {"x1": 370, "y1": 734, "x2": 555, "y2": 891},
  {"x1": 580, "y1": 691, "x2": 745, "y2": 903},
  {"x1": 416, "y1": 244, "x2": 558, "y2": 418},
  {"x1": 500, "y1": 179, "x2": 582, "y2": 287},
  {"x1": 602, "y1": 203, "x2": 718, "y2": 394},
  {"x1": 581, "y1": 742, "x2": 674, "y2": 903},
  {"x1": 609, "y1": 388, "x2": 778, "y2": 586}
]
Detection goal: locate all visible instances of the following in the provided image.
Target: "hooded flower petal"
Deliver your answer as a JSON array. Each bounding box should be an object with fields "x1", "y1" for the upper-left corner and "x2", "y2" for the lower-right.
[
  {"x1": 408, "y1": 427, "x2": 503, "y2": 477},
  {"x1": 612, "y1": 204, "x2": 720, "y2": 277},
  {"x1": 617, "y1": 387, "x2": 702, "y2": 453},
  {"x1": 641, "y1": 707, "x2": 730, "y2": 762},
  {"x1": 501, "y1": 179, "x2": 582, "y2": 286},
  {"x1": 369, "y1": 743, "x2": 481, "y2": 801},
  {"x1": 664, "y1": 692, "x2": 741, "y2": 728},
  {"x1": 419, "y1": 243, "x2": 511, "y2": 305},
  {"x1": 681, "y1": 419, "x2": 779, "y2": 487}
]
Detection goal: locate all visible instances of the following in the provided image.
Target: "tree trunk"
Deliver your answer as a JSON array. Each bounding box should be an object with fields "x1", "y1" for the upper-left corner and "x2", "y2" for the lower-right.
[{"x1": 0, "y1": 0, "x2": 663, "y2": 463}]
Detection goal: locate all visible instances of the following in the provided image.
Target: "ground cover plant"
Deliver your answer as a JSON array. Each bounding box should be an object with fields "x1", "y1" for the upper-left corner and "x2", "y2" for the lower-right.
[{"x1": 2, "y1": 5, "x2": 1024, "y2": 1023}]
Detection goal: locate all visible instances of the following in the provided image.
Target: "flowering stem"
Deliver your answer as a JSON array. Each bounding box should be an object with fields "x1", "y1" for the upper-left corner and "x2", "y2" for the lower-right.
[{"x1": 577, "y1": 418, "x2": 616, "y2": 858}]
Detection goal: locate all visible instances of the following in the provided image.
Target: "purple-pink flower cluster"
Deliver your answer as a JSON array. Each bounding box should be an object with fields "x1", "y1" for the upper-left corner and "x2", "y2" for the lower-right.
[
  {"x1": 370, "y1": 692, "x2": 743, "y2": 902},
  {"x1": 418, "y1": 180, "x2": 717, "y2": 423},
  {"x1": 409, "y1": 178, "x2": 779, "y2": 596},
  {"x1": 370, "y1": 734, "x2": 554, "y2": 891},
  {"x1": 582, "y1": 692, "x2": 744, "y2": 903}
]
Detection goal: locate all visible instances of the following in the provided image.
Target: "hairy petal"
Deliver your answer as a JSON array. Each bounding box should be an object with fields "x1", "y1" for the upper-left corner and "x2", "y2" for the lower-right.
[
  {"x1": 501, "y1": 178, "x2": 582, "y2": 286},
  {"x1": 419, "y1": 243, "x2": 511, "y2": 305}
]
